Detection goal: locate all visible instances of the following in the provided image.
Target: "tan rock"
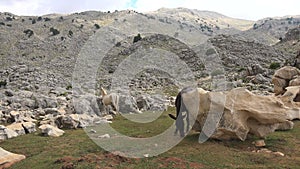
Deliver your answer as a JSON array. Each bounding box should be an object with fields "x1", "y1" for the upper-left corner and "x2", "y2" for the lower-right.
[
  {"x1": 180, "y1": 87, "x2": 300, "y2": 141},
  {"x1": 0, "y1": 147, "x2": 25, "y2": 168},
  {"x1": 273, "y1": 66, "x2": 300, "y2": 80},
  {"x1": 6, "y1": 123, "x2": 25, "y2": 136},
  {"x1": 289, "y1": 76, "x2": 300, "y2": 86},
  {"x1": 253, "y1": 140, "x2": 266, "y2": 147},
  {"x1": 273, "y1": 151, "x2": 285, "y2": 157},
  {"x1": 0, "y1": 126, "x2": 18, "y2": 140},
  {"x1": 39, "y1": 124, "x2": 64, "y2": 137}
]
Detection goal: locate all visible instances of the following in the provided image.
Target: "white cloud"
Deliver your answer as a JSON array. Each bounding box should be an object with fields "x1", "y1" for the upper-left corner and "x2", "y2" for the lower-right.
[{"x1": 0, "y1": 0, "x2": 299, "y2": 20}]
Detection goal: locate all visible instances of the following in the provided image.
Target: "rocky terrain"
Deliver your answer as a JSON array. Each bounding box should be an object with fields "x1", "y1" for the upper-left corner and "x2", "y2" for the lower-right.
[{"x1": 0, "y1": 7, "x2": 300, "y2": 167}]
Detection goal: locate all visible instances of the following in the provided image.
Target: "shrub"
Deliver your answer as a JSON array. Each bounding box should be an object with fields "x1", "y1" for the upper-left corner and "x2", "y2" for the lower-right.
[
  {"x1": 211, "y1": 69, "x2": 223, "y2": 77},
  {"x1": 32, "y1": 19, "x2": 36, "y2": 24},
  {"x1": 133, "y1": 33, "x2": 142, "y2": 43},
  {"x1": 44, "y1": 17, "x2": 51, "y2": 22},
  {"x1": 37, "y1": 17, "x2": 42, "y2": 21},
  {"x1": 50, "y1": 27, "x2": 60, "y2": 36},
  {"x1": 23, "y1": 29, "x2": 34, "y2": 38},
  {"x1": 206, "y1": 48, "x2": 216, "y2": 56},
  {"x1": 68, "y1": 30, "x2": 73, "y2": 37},
  {"x1": 0, "y1": 80, "x2": 7, "y2": 87},
  {"x1": 269, "y1": 62, "x2": 281, "y2": 69},
  {"x1": 115, "y1": 42, "x2": 121, "y2": 47},
  {"x1": 66, "y1": 85, "x2": 72, "y2": 90},
  {"x1": 94, "y1": 24, "x2": 100, "y2": 29}
]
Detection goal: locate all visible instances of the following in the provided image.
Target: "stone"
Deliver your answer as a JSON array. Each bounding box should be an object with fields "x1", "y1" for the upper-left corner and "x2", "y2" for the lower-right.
[
  {"x1": 118, "y1": 95, "x2": 141, "y2": 114},
  {"x1": 103, "y1": 115, "x2": 113, "y2": 121},
  {"x1": 273, "y1": 151, "x2": 285, "y2": 157},
  {"x1": 180, "y1": 87, "x2": 300, "y2": 141},
  {"x1": 55, "y1": 114, "x2": 95, "y2": 129},
  {"x1": 39, "y1": 124, "x2": 65, "y2": 137},
  {"x1": 273, "y1": 66, "x2": 300, "y2": 80},
  {"x1": 0, "y1": 147, "x2": 26, "y2": 168},
  {"x1": 253, "y1": 140, "x2": 266, "y2": 147},
  {"x1": 0, "y1": 125, "x2": 18, "y2": 140},
  {"x1": 98, "y1": 134, "x2": 110, "y2": 138},
  {"x1": 6, "y1": 123, "x2": 25, "y2": 136},
  {"x1": 9, "y1": 111, "x2": 21, "y2": 123},
  {"x1": 272, "y1": 66, "x2": 300, "y2": 95},
  {"x1": 4, "y1": 89, "x2": 14, "y2": 97},
  {"x1": 289, "y1": 76, "x2": 300, "y2": 86},
  {"x1": 22, "y1": 122, "x2": 36, "y2": 133}
]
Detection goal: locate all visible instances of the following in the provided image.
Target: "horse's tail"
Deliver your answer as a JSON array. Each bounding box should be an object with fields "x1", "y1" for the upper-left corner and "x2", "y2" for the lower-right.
[{"x1": 169, "y1": 90, "x2": 182, "y2": 120}]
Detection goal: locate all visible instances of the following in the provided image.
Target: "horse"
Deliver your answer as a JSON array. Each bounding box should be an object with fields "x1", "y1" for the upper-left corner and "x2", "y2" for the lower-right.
[
  {"x1": 100, "y1": 87, "x2": 119, "y2": 115},
  {"x1": 169, "y1": 87, "x2": 195, "y2": 137}
]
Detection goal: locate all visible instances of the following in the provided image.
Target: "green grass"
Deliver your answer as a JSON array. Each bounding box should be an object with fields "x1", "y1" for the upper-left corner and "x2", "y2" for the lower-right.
[{"x1": 1, "y1": 110, "x2": 300, "y2": 169}]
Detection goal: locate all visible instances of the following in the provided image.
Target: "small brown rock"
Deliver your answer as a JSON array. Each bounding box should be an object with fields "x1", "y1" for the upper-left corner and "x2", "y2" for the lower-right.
[{"x1": 253, "y1": 140, "x2": 266, "y2": 147}]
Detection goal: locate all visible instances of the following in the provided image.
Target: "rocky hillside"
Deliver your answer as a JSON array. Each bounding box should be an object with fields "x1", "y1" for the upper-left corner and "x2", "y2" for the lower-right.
[
  {"x1": 0, "y1": 8, "x2": 298, "y2": 111},
  {"x1": 237, "y1": 16, "x2": 300, "y2": 45}
]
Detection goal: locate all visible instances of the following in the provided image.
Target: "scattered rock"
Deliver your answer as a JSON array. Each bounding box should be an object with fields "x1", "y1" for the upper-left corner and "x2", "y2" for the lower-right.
[
  {"x1": 39, "y1": 124, "x2": 65, "y2": 137},
  {"x1": 98, "y1": 134, "x2": 110, "y2": 139},
  {"x1": 274, "y1": 151, "x2": 285, "y2": 157},
  {"x1": 0, "y1": 147, "x2": 26, "y2": 169},
  {"x1": 253, "y1": 140, "x2": 266, "y2": 147},
  {"x1": 6, "y1": 123, "x2": 25, "y2": 136},
  {"x1": 272, "y1": 66, "x2": 300, "y2": 95},
  {"x1": 0, "y1": 125, "x2": 18, "y2": 140}
]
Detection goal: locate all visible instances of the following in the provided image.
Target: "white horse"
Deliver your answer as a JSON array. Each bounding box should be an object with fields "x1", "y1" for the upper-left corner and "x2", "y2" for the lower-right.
[{"x1": 100, "y1": 87, "x2": 119, "y2": 115}]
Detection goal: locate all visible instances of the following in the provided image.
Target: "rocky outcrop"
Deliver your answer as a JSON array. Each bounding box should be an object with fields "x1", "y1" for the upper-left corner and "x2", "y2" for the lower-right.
[
  {"x1": 272, "y1": 66, "x2": 300, "y2": 95},
  {"x1": 0, "y1": 147, "x2": 25, "y2": 169},
  {"x1": 181, "y1": 87, "x2": 300, "y2": 141}
]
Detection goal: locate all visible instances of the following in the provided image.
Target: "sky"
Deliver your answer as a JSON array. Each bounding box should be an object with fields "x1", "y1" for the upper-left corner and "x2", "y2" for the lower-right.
[{"x1": 0, "y1": 0, "x2": 299, "y2": 20}]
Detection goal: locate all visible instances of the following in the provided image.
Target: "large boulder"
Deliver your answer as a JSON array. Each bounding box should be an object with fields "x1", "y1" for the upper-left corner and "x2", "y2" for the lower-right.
[
  {"x1": 181, "y1": 87, "x2": 300, "y2": 141},
  {"x1": 0, "y1": 147, "x2": 26, "y2": 168}
]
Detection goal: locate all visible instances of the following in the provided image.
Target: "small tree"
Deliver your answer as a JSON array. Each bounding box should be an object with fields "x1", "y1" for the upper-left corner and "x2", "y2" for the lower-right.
[
  {"x1": 50, "y1": 27, "x2": 60, "y2": 36},
  {"x1": 94, "y1": 24, "x2": 100, "y2": 29},
  {"x1": 269, "y1": 62, "x2": 281, "y2": 69},
  {"x1": 133, "y1": 33, "x2": 142, "y2": 43},
  {"x1": 23, "y1": 29, "x2": 34, "y2": 38}
]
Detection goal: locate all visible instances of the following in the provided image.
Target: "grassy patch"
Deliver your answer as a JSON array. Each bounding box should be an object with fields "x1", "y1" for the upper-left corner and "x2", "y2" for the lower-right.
[{"x1": 1, "y1": 116, "x2": 300, "y2": 168}]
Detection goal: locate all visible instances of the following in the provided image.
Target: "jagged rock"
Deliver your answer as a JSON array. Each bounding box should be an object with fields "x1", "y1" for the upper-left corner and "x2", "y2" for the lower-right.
[
  {"x1": 181, "y1": 87, "x2": 300, "y2": 141},
  {"x1": 289, "y1": 76, "x2": 300, "y2": 86},
  {"x1": 6, "y1": 123, "x2": 25, "y2": 136},
  {"x1": 136, "y1": 94, "x2": 168, "y2": 111},
  {"x1": 0, "y1": 147, "x2": 26, "y2": 168},
  {"x1": 9, "y1": 111, "x2": 20, "y2": 123},
  {"x1": 39, "y1": 124, "x2": 64, "y2": 137},
  {"x1": 21, "y1": 122, "x2": 36, "y2": 133},
  {"x1": 0, "y1": 125, "x2": 18, "y2": 140},
  {"x1": 55, "y1": 114, "x2": 98, "y2": 129},
  {"x1": 272, "y1": 66, "x2": 300, "y2": 95},
  {"x1": 118, "y1": 95, "x2": 141, "y2": 114},
  {"x1": 4, "y1": 89, "x2": 14, "y2": 97},
  {"x1": 274, "y1": 66, "x2": 300, "y2": 80},
  {"x1": 34, "y1": 95, "x2": 58, "y2": 108}
]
